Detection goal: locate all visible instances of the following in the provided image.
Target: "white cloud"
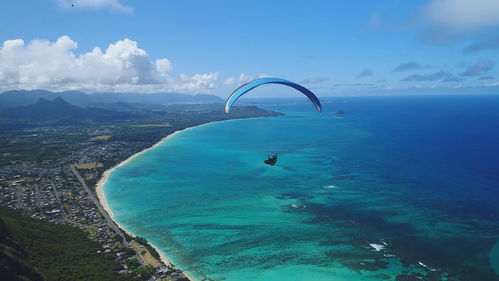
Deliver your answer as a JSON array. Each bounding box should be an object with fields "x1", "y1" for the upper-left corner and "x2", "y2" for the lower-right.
[
  {"x1": 223, "y1": 77, "x2": 236, "y2": 85},
  {"x1": 155, "y1": 58, "x2": 172, "y2": 73},
  {"x1": 57, "y1": 0, "x2": 132, "y2": 13},
  {"x1": 178, "y1": 73, "x2": 218, "y2": 91},
  {"x1": 238, "y1": 73, "x2": 253, "y2": 84},
  {"x1": 424, "y1": 0, "x2": 499, "y2": 32},
  {"x1": 484, "y1": 81, "x2": 499, "y2": 87},
  {"x1": 237, "y1": 73, "x2": 271, "y2": 84},
  {"x1": 0, "y1": 36, "x2": 218, "y2": 93}
]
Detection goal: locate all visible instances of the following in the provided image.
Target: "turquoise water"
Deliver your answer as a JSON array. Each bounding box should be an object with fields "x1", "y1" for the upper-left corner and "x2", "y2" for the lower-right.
[{"x1": 105, "y1": 96, "x2": 499, "y2": 281}]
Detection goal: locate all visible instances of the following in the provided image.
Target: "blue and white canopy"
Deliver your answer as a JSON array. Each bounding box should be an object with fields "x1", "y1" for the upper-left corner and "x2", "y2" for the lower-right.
[{"x1": 224, "y1": 78, "x2": 322, "y2": 114}]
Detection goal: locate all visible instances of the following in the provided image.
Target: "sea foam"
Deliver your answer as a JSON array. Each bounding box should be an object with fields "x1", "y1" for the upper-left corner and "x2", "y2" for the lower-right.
[{"x1": 369, "y1": 243, "x2": 386, "y2": 252}]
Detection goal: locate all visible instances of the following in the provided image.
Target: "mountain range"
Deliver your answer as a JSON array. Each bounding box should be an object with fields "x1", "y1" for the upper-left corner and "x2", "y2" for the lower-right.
[
  {"x1": 0, "y1": 97, "x2": 138, "y2": 122},
  {"x1": 0, "y1": 90, "x2": 223, "y2": 109}
]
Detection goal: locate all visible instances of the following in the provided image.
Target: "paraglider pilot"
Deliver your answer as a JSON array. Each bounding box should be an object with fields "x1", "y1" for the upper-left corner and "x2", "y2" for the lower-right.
[{"x1": 264, "y1": 154, "x2": 278, "y2": 166}]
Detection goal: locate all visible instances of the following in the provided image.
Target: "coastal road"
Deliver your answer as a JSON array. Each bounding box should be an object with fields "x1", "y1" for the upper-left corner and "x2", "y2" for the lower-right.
[
  {"x1": 69, "y1": 164, "x2": 129, "y2": 247},
  {"x1": 34, "y1": 185, "x2": 43, "y2": 212},
  {"x1": 50, "y1": 184, "x2": 68, "y2": 222}
]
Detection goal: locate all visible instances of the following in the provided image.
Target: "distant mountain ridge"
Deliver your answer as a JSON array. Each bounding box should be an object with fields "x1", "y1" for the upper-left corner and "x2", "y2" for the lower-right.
[
  {"x1": 0, "y1": 97, "x2": 138, "y2": 122},
  {"x1": 0, "y1": 90, "x2": 223, "y2": 109}
]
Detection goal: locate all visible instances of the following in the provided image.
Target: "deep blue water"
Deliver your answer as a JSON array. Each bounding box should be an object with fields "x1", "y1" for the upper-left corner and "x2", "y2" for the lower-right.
[{"x1": 105, "y1": 95, "x2": 499, "y2": 281}]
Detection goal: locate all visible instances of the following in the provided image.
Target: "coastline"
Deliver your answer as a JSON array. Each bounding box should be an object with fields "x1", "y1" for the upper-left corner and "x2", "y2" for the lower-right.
[{"x1": 95, "y1": 120, "x2": 237, "y2": 281}]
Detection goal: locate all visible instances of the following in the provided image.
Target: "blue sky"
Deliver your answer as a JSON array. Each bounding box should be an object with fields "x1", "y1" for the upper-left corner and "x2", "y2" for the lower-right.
[{"x1": 0, "y1": 0, "x2": 498, "y2": 97}]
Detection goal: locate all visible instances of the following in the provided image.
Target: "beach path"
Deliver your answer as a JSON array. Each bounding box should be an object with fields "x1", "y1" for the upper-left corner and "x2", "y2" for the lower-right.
[{"x1": 69, "y1": 164, "x2": 129, "y2": 247}]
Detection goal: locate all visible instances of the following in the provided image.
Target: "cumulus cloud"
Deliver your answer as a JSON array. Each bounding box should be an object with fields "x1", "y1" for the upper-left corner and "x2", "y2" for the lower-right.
[
  {"x1": 357, "y1": 69, "x2": 374, "y2": 78},
  {"x1": 423, "y1": 0, "x2": 499, "y2": 32},
  {"x1": 177, "y1": 73, "x2": 218, "y2": 91},
  {"x1": 155, "y1": 58, "x2": 172, "y2": 73},
  {"x1": 401, "y1": 71, "x2": 447, "y2": 81},
  {"x1": 57, "y1": 0, "x2": 132, "y2": 13},
  {"x1": 460, "y1": 59, "x2": 494, "y2": 76},
  {"x1": 0, "y1": 36, "x2": 218, "y2": 93},
  {"x1": 300, "y1": 77, "x2": 329, "y2": 84},
  {"x1": 393, "y1": 62, "x2": 422, "y2": 72}
]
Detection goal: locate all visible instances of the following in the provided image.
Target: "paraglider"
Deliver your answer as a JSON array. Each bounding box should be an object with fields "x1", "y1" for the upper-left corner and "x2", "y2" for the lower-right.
[
  {"x1": 264, "y1": 154, "x2": 278, "y2": 166},
  {"x1": 225, "y1": 78, "x2": 321, "y2": 166},
  {"x1": 224, "y1": 78, "x2": 322, "y2": 114}
]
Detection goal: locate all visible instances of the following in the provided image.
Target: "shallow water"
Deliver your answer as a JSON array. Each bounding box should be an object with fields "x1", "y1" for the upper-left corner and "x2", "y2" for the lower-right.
[{"x1": 105, "y1": 95, "x2": 499, "y2": 281}]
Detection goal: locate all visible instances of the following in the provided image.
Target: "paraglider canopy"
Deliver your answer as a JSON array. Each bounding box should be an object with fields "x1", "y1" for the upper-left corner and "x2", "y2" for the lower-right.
[{"x1": 224, "y1": 78, "x2": 322, "y2": 114}]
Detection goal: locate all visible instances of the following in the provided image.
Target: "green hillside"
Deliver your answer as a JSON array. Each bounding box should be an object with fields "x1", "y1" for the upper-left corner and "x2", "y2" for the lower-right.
[{"x1": 0, "y1": 207, "x2": 128, "y2": 281}]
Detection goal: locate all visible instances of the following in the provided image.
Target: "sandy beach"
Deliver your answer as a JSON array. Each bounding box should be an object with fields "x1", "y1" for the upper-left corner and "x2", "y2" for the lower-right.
[{"x1": 95, "y1": 121, "x2": 229, "y2": 281}]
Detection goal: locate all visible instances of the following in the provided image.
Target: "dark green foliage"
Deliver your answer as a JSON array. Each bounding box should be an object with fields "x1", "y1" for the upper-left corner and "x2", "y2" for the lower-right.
[
  {"x1": 130, "y1": 265, "x2": 155, "y2": 281},
  {"x1": 0, "y1": 217, "x2": 45, "y2": 281},
  {"x1": 134, "y1": 237, "x2": 161, "y2": 260},
  {"x1": 0, "y1": 207, "x2": 130, "y2": 281},
  {"x1": 111, "y1": 126, "x2": 175, "y2": 142},
  {"x1": 119, "y1": 246, "x2": 136, "y2": 257},
  {"x1": 127, "y1": 258, "x2": 140, "y2": 268}
]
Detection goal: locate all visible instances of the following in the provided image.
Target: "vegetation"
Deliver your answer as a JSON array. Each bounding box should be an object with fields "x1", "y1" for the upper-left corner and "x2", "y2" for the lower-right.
[
  {"x1": 130, "y1": 265, "x2": 155, "y2": 281},
  {"x1": 0, "y1": 128, "x2": 91, "y2": 167},
  {"x1": 134, "y1": 236, "x2": 161, "y2": 261},
  {"x1": 88, "y1": 135, "x2": 111, "y2": 141},
  {"x1": 74, "y1": 162, "x2": 104, "y2": 169},
  {"x1": 0, "y1": 216, "x2": 44, "y2": 281},
  {"x1": 0, "y1": 206, "x2": 130, "y2": 281}
]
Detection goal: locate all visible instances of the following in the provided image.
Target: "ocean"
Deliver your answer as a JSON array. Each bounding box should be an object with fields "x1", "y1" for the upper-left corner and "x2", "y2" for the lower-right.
[{"x1": 103, "y1": 95, "x2": 499, "y2": 281}]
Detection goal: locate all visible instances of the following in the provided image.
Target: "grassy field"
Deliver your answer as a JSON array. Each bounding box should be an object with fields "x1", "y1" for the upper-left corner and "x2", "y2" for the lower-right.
[
  {"x1": 3, "y1": 177, "x2": 36, "y2": 186},
  {"x1": 129, "y1": 124, "x2": 172, "y2": 127},
  {"x1": 89, "y1": 135, "x2": 111, "y2": 141},
  {"x1": 75, "y1": 162, "x2": 104, "y2": 169}
]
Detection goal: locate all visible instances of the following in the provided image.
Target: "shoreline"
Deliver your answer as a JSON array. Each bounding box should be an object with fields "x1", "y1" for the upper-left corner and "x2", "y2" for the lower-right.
[{"x1": 95, "y1": 120, "x2": 238, "y2": 281}]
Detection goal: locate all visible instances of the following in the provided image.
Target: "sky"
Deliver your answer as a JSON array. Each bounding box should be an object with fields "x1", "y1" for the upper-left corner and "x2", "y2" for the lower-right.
[{"x1": 0, "y1": 0, "x2": 498, "y2": 97}]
